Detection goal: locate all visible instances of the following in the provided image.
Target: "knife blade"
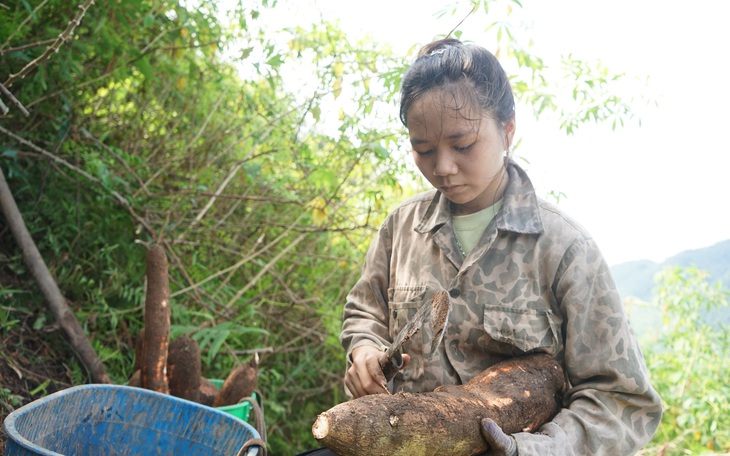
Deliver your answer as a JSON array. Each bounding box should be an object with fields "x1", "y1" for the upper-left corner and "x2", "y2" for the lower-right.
[{"x1": 380, "y1": 290, "x2": 451, "y2": 382}]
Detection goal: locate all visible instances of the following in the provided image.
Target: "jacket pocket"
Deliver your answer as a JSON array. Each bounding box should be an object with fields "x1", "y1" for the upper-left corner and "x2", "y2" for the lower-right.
[
  {"x1": 387, "y1": 286, "x2": 428, "y2": 380},
  {"x1": 482, "y1": 305, "x2": 561, "y2": 355}
]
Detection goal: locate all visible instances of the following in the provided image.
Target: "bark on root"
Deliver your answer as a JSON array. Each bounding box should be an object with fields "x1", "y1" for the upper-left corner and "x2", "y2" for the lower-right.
[
  {"x1": 313, "y1": 354, "x2": 565, "y2": 456},
  {"x1": 140, "y1": 245, "x2": 170, "y2": 394},
  {"x1": 167, "y1": 336, "x2": 202, "y2": 402},
  {"x1": 213, "y1": 360, "x2": 259, "y2": 407}
]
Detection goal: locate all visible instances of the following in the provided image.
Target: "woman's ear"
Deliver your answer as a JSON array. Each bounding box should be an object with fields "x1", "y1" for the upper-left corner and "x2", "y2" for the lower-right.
[{"x1": 503, "y1": 118, "x2": 516, "y2": 150}]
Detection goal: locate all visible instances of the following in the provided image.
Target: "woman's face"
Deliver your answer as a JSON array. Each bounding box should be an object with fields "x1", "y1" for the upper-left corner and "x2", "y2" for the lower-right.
[{"x1": 407, "y1": 90, "x2": 516, "y2": 215}]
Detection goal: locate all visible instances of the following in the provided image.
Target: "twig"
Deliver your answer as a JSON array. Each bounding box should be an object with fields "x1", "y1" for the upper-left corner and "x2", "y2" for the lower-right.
[
  {"x1": 0, "y1": 39, "x2": 56, "y2": 56},
  {"x1": 224, "y1": 232, "x2": 308, "y2": 309},
  {"x1": 175, "y1": 127, "x2": 274, "y2": 243},
  {"x1": 78, "y1": 127, "x2": 146, "y2": 191},
  {"x1": 0, "y1": 0, "x2": 50, "y2": 51},
  {"x1": 445, "y1": 2, "x2": 478, "y2": 39},
  {"x1": 4, "y1": 0, "x2": 96, "y2": 88},
  {"x1": 0, "y1": 81, "x2": 30, "y2": 116},
  {"x1": 171, "y1": 212, "x2": 308, "y2": 299}
]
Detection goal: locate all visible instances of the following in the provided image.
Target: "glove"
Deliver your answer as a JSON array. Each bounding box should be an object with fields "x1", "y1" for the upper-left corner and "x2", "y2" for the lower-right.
[{"x1": 480, "y1": 418, "x2": 518, "y2": 456}]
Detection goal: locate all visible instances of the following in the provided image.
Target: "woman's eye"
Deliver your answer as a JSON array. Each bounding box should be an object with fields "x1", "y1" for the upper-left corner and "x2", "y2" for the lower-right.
[
  {"x1": 414, "y1": 149, "x2": 432, "y2": 156},
  {"x1": 454, "y1": 143, "x2": 474, "y2": 153}
]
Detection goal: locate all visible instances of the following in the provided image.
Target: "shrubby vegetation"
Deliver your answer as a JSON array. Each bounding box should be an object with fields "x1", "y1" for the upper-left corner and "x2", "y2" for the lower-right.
[
  {"x1": 638, "y1": 267, "x2": 729, "y2": 455},
  {"x1": 1, "y1": 1, "x2": 726, "y2": 454}
]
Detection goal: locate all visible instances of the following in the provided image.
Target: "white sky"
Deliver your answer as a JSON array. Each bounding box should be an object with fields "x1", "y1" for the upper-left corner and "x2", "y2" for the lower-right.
[{"x1": 261, "y1": 0, "x2": 730, "y2": 266}]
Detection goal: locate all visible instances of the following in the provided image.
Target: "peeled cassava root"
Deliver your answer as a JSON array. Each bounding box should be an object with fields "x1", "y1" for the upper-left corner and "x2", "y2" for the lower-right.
[{"x1": 312, "y1": 353, "x2": 565, "y2": 456}]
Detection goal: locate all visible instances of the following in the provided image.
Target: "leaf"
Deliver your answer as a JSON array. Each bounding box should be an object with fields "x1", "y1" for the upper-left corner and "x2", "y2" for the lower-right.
[
  {"x1": 333, "y1": 60, "x2": 344, "y2": 79},
  {"x1": 308, "y1": 169, "x2": 337, "y2": 189},
  {"x1": 307, "y1": 196, "x2": 328, "y2": 225},
  {"x1": 266, "y1": 54, "x2": 285, "y2": 68},
  {"x1": 208, "y1": 329, "x2": 230, "y2": 362},
  {"x1": 240, "y1": 47, "x2": 253, "y2": 59},
  {"x1": 333, "y1": 78, "x2": 342, "y2": 99},
  {"x1": 311, "y1": 105, "x2": 321, "y2": 122},
  {"x1": 135, "y1": 56, "x2": 154, "y2": 80}
]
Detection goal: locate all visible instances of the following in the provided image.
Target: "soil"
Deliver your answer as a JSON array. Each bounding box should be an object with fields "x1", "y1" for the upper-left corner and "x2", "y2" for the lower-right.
[{"x1": 0, "y1": 318, "x2": 76, "y2": 453}]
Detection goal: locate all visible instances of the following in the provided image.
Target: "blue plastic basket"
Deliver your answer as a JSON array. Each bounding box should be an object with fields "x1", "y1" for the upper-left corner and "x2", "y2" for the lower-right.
[{"x1": 3, "y1": 384, "x2": 261, "y2": 456}]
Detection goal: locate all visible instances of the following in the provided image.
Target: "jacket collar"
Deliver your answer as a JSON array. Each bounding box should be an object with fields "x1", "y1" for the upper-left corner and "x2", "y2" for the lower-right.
[{"x1": 415, "y1": 159, "x2": 544, "y2": 235}]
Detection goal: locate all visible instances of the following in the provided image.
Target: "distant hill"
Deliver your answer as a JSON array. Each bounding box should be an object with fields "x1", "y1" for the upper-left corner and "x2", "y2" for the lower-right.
[
  {"x1": 610, "y1": 239, "x2": 730, "y2": 301},
  {"x1": 610, "y1": 239, "x2": 730, "y2": 338}
]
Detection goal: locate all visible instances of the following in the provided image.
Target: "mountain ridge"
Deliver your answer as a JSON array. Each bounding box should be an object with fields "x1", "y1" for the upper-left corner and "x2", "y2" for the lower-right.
[
  {"x1": 610, "y1": 239, "x2": 730, "y2": 301},
  {"x1": 609, "y1": 239, "x2": 730, "y2": 337}
]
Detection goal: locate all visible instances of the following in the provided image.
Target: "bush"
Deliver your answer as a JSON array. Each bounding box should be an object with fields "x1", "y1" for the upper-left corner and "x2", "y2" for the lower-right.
[{"x1": 639, "y1": 267, "x2": 730, "y2": 455}]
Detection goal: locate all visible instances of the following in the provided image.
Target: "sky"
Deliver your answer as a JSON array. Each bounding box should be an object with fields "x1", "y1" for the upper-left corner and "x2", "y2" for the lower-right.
[{"x1": 261, "y1": 0, "x2": 730, "y2": 266}]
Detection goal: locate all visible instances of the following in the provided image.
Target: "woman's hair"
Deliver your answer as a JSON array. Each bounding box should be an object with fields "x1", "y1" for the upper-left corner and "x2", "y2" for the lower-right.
[{"x1": 399, "y1": 38, "x2": 515, "y2": 128}]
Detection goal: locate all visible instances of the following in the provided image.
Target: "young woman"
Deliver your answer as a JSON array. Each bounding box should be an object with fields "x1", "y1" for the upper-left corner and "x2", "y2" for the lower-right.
[{"x1": 340, "y1": 38, "x2": 662, "y2": 455}]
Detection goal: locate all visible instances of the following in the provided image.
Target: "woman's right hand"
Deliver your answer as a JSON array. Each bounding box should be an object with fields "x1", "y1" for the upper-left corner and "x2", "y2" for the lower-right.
[{"x1": 344, "y1": 346, "x2": 410, "y2": 399}]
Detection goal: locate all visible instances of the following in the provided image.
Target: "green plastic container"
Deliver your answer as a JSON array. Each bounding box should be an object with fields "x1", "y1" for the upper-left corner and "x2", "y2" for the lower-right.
[{"x1": 210, "y1": 379, "x2": 258, "y2": 421}]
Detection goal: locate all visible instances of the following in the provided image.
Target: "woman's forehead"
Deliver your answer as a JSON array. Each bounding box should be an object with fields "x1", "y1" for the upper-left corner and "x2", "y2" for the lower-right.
[{"x1": 407, "y1": 90, "x2": 485, "y2": 129}]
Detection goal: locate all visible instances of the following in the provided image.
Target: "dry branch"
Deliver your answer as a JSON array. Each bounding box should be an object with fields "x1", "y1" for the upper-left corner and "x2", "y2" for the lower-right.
[
  {"x1": 0, "y1": 82, "x2": 30, "y2": 116},
  {"x1": 0, "y1": 167, "x2": 110, "y2": 384},
  {"x1": 312, "y1": 354, "x2": 565, "y2": 456}
]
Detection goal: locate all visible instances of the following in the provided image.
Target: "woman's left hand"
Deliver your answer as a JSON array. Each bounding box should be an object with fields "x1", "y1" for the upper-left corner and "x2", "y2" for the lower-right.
[{"x1": 480, "y1": 418, "x2": 518, "y2": 456}]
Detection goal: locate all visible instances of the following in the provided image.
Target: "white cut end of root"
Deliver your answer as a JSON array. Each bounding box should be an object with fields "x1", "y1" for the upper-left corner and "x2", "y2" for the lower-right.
[
  {"x1": 312, "y1": 414, "x2": 330, "y2": 440},
  {"x1": 389, "y1": 414, "x2": 399, "y2": 427}
]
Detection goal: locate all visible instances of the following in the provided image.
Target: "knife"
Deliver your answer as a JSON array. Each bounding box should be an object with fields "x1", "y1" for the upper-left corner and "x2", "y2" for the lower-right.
[{"x1": 380, "y1": 290, "x2": 452, "y2": 382}]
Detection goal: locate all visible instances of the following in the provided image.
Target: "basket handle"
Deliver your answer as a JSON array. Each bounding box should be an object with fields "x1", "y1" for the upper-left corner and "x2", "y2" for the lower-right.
[
  {"x1": 235, "y1": 390, "x2": 267, "y2": 456},
  {"x1": 236, "y1": 437, "x2": 267, "y2": 456}
]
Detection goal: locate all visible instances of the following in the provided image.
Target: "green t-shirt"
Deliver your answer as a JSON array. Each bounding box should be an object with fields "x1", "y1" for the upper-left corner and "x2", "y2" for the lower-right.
[{"x1": 452, "y1": 199, "x2": 502, "y2": 255}]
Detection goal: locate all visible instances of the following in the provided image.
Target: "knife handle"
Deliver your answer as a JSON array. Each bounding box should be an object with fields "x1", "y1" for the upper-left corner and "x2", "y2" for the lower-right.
[{"x1": 381, "y1": 349, "x2": 404, "y2": 382}]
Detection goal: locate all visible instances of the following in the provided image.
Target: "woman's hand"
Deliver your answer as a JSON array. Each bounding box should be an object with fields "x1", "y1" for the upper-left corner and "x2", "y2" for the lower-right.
[
  {"x1": 480, "y1": 418, "x2": 518, "y2": 456},
  {"x1": 345, "y1": 346, "x2": 410, "y2": 398}
]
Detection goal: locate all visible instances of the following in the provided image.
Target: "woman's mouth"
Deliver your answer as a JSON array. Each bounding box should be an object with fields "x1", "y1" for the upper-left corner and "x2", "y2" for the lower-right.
[{"x1": 441, "y1": 185, "x2": 465, "y2": 194}]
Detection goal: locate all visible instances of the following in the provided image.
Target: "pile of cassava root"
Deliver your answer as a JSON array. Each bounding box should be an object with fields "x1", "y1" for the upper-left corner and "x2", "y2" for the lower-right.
[
  {"x1": 127, "y1": 245, "x2": 258, "y2": 408},
  {"x1": 312, "y1": 353, "x2": 566, "y2": 456}
]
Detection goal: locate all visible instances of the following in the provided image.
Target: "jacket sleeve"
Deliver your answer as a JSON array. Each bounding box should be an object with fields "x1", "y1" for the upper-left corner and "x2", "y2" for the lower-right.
[
  {"x1": 514, "y1": 238, "x2": 662, "y2": 455},
  {"x1": 340, "y1": 222, "x2": 393, "y2": 364}
]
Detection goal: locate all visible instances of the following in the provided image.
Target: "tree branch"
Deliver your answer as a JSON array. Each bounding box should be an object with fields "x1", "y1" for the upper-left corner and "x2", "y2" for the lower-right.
[
  {"x1": 0, "y1": 81, "x2": 30, "y2": 116},
  {"x1": 0, "y1": 167, "x2": 110, "y2": 384},
  {"x1": 0, "y1": 39, "x2": 56, "y2": 56},
  {"x1": 4, "y1": 0, "x2": 96, "y2": 88}
]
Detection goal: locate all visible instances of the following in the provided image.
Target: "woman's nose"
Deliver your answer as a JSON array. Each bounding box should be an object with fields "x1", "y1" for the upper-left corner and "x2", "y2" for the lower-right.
[{"x1": 433, "y1": 151, "x2": 457, "y2": 176}]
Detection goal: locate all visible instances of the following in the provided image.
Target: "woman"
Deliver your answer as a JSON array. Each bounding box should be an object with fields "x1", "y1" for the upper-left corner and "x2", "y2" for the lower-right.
[{"x1": 340, "y1": 38, "x2": 662, "y2": 455}]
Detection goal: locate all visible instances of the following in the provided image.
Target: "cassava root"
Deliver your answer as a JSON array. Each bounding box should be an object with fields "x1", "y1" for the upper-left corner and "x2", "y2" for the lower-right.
[{"x1": 313, "y1": 353, "x2": 565, "y2": 456}]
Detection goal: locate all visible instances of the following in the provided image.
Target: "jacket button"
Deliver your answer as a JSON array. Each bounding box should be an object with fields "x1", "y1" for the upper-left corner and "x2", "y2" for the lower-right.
[{"x1": 449, "y1": 288, "x2": 460, "y2": 298}]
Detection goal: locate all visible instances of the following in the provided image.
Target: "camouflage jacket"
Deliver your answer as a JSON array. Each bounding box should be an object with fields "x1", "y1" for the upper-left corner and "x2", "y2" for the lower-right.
[{"x1": 341, "y1": 161, "x2": 662, "y2": 455}]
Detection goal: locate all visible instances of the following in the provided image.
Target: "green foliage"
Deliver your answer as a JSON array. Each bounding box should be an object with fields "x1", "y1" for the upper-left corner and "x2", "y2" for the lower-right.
[{"x1": 640, "y1": 267, "x2": 730, "y2": 455}]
